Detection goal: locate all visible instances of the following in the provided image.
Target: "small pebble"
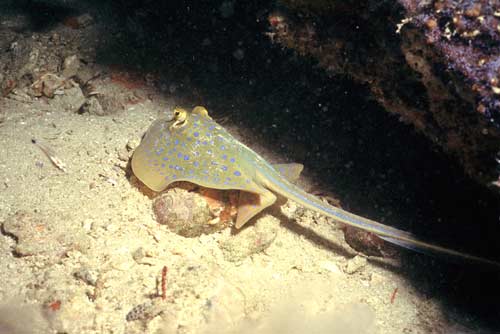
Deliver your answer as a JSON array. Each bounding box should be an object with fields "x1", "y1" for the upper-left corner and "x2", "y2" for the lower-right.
[
  {"x1": 344, "y1": 255, "x2": 367, "y2": 274},
  {"x1": 62, "y1": 55, "x2": 80, "y2": 79},
  {"x1": 74, "y1": 267, "x2": 98, "y2": 286},
  {"x1": 126, "y1": 137, "x2": 141, "y2": 152}
]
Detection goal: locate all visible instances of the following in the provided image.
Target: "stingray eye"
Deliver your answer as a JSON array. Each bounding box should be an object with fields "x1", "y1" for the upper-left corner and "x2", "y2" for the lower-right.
[{"x1": 170, "y1": 107, "x2": 188, "y2": 129}]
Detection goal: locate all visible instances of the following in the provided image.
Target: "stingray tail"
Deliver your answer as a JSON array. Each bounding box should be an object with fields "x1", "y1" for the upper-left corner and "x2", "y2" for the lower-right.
[
  {"x1": 263, "y1": 173, "x2": 500, "y2": 269},
  {"x1": 379, "y1": 234, "x2": 500, "y2": 269}
]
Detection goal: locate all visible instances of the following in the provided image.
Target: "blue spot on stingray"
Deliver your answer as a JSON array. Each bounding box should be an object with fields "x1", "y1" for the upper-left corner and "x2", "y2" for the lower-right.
[
  {"x1": 174, "y1": 165, "x2": 183, "y2": 171},
  {"x1": 172, "y1": 174, "x2": 177, "y2": 179},
  {"x1": 209, "y1": 125, "x2": 216, "y2": 130},
  {"x1": 230, "y1": 158, "x2": 236, "y2": 163},
  {"x1": 174, "y1": 139, "x2": 179, "y2": 145},
  {"x1": 206, "y1": 133, "x2": 212, "y2": 137},
  {"x1": 221, "y1": 154, "x2": 227, "y2": 160},
  {"x1": 195, "y1": 140, "x2": 201, "y2": 145},
  {"x1": 202, "y1": 141, "x2": 208, "y2": 145},
  {"x1": 162, "y1": 157, "x2": 169, "y2": 161},
  {"x1": 226, "y1": 177, "x2": 231, "y2": 181},
  {"x1": 184, "y1": 155, "x2": 190, "y2": 160},
  {"x1": 207, "y1": 149, "x2": 212, "y2": 155},
  {"x1": 193, "y1": 161, "x2": 200, "y2": 167},
  {"x1": 177, "y1": 152, "x2": 183, "y2": 158},
  {"x1": 220, "y1": 145, "x2": 226, "y2": 150},
  {"x1": 161, "y1": 163, "x2": 165, "y2": 168},
  {"x1": 234, "y1": 171, "x2": 241, "y2": 176},
  {"x1": 221, "y1": 165, "x2": 228, "y2": 171},
  {"x1": 194, "y1": 132, "x2": 199, "y2": 137}
]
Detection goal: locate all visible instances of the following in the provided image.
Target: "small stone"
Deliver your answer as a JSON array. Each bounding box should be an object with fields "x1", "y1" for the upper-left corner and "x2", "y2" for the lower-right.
[
  {"x1": 132, "y1": 247, "x2": 146, "y2": 263},
  {"x1": 75, "y1": 66, "x2": 98, "y2": 85},
  {"x1": 74, "y1": 267, "x2": 98, "y2": 286},
  {"x1": 219, "y1": 215, "x2": 279, "y2": 262},
  {"x1": 343, "y1": 226, "x2": 396, "y2": 257},
  {"x1": 52, "y1": 85, "x2": 86, "y2": 113},
  {"x1": 344, "y1": 255, "x2": 367, "y2": 274},
  {"x1": 80, "y1": 96, "x2": 104, "y2": 115},
  {"x1": 126, "y1": 137, "x2": 141, "y2": 152},
  {"x1": 62, "y1": 55, "x2": 80, "y2": 79},
  {"x1": 126, "y1": 300, "x2": 162, "y2": 321},
  {"x1": 117, "y1": 147, "x2": 130, "y2": 161}
]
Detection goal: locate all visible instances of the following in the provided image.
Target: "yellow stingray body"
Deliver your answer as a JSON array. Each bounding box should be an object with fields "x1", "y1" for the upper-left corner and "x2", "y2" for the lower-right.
[{"x1": 132, "y1": 106, "x2": 499, "y2": 268}]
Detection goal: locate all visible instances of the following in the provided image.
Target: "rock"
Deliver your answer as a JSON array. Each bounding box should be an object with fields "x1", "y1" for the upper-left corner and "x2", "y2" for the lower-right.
[
  {"x1": 75, "y1": 13, "x2": 94, "y2": 28},
  {"x1": 49, "y1": 84, "x2": 86, "y2": 113},
  {"x1": 270, "y1": 2, "x2": 500, "y2": 185},
  {"x1": 94, "y1": 93, "x2": 123, "y2": 114},
  {"x1": 132, "y1": 247, "x2": 146, "y2": 263},
  {"x1": 31, "y1": 73, "x2": 65, "y2": 98},
  {"x1": 126, "y1": 300, "x2": 163, "y2": 322},
  {"x1": 126, "y1": 136, "x2": 141, "y2": 152},
  {"x1": 80, "y1": 96, "x2": 104, "y2": 115},
  {"x1": 73, "y1": 267, "x2": 98, "y2": 286},
  {"x1": 152, "y1": 187, "x2": 228, "y2": 237},
  {"x1": 62, "y1": 55, "x2": 80, "y2": 79},
  {"x1": 343, "y1": 226, "x2": 397, "y2": 258},
  {"x1": 344, "y1": 255, "x2": 367, "y2": 275},
  {"x1": 1, "y1": 211, "x2": 91, "y2": 258},
  {"x1": 218, "y1": 215, "x2": 279, "y2": 262},
  {"x1": 75, "y1": 66, "x2": 99, "y2": 85}
]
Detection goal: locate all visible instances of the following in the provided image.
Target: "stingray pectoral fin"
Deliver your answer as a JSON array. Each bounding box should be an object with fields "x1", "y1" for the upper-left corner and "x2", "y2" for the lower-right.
[
  {"x1": 272, "y1": 163, "x2": 304, "y2": 183},
  {"x1": 235, "y1": 189, "x2": 277, "y2": 228},
  {"x1": 131, "y1": 148, "x2": 172, "y2": 192}
]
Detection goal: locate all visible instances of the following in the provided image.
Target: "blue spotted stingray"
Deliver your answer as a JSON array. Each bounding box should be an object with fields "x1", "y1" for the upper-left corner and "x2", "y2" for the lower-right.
[{"x1": 132, "y1": 106, "x2": 499, "y2": 267}]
